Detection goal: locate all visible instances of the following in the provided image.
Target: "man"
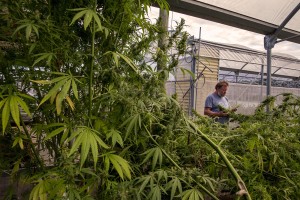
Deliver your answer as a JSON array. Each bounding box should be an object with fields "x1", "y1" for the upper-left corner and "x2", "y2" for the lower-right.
[{"x1": 204, "y1": 81, "x2": 234, "y2": 124}]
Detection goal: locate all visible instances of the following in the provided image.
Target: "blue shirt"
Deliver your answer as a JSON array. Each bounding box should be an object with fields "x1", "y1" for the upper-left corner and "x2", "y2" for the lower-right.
[{"x1": 205, "y1": 93, "x2": 229, "y2": 124}]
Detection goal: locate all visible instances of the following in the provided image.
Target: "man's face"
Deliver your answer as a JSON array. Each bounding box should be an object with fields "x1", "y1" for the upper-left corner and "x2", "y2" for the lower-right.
[{"x1": 217, "y1": 85, "x2": 228, "y2": 97}]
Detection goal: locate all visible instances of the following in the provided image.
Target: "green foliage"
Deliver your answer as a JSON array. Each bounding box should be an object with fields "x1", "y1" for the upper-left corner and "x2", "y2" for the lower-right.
[
  {"x1": 193, "y1": 94, "x2": 300, "y2": 199},
  {"x1": 1, "y1": 0, "x2": 219, "y2": 199},
  {"x1": 6, "y1": 0, "x2": 300, "y2": 199}
]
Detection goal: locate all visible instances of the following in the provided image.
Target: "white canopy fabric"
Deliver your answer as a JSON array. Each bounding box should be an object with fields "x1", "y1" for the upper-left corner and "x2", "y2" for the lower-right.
[
  {"x1": 166, "y1": 0, "x2": 300, "y2": 43},
  {"x1": 196, "y1": 0, "x2": 300, "y2": 32}
]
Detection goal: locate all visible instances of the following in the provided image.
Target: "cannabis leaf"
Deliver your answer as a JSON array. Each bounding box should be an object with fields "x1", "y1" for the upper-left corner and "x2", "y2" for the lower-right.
[
  {"x1": 68, "y1": 126, "x2": 109, "y2": 168},
  {"x1": 103, "y1": 152, "x2": 132, "y2": 180}
]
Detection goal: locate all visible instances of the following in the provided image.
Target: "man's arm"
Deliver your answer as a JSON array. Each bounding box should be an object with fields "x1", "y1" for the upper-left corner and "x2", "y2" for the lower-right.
[{"x1": 204, "y1": 107, "x2": 228, "y2": 117}]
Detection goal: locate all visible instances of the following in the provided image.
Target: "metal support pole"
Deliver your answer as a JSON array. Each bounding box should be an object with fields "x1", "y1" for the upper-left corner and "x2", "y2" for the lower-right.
[
  {"x1": 266, "y1": 48, "x2": 272, "y2": 97},
  {"x1": 189, "y1": 42, "x2": 196, "y2": 116},
  {"x1": 260, "y1": 64, "x2": 264, "y2": 102},
  {"x1": 263, "y1": 3, "x2": 300, "y2": 112}
]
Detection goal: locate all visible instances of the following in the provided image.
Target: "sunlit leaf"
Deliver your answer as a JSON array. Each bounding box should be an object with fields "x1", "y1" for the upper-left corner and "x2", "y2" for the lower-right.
[
  {"x1": 38, "y1": 78, "x2": 68, "y2": 106},
  {"x1": 9, "y1": 96, "x2": 20, "y2": 128},
  {"x1": 83, "y1": 10, "x2": 93, "y2": 30},
  {"x1": 30, "y1": 80, "x2": 52, "y2": 84},
  {"x1": 65, "y1": 96, "x2": 75, "y2": 111},
  {"x1": 12, "y1": 137, "x2": 24, "y2": 149},
  {"x1": 2, "y1": 99, "x2": 10, "y2": 133}
]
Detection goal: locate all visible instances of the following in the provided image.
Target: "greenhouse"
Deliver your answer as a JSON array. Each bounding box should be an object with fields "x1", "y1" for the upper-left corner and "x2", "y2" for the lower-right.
[
  {"x1": 1, "y1": 0, "x2": 300, "y2": 200},
  {"x1": 167, "y1": 39, "x2": 300, "y2": 115}
]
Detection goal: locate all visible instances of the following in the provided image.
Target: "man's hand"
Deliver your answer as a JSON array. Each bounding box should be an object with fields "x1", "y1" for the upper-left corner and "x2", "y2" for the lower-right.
[{"x1": 219, "y1": 111, "x2": 229, "y2": 117}]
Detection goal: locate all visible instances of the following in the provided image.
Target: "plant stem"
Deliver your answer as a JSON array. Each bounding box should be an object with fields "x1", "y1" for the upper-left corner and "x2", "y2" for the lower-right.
[
  {"x1": 188, "y1": 120, "x2": 252, "y2": 200},
  {"x1": 88, "y1": 1, "x2": 97, "y2": 119},
  {"x1": 20, "y1": 117, "x2": 44, "y2": 170}
]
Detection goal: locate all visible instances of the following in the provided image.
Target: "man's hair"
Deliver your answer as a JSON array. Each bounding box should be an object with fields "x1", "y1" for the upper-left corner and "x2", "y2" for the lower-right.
[{"x1": 215, "y1": 80, "x2": 229, "y2": 90}]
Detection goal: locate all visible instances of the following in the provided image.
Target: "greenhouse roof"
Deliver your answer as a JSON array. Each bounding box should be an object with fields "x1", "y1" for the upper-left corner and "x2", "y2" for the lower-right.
[
  {"x1": 199, "y1": 40, "x2": 300, "y2": 79},
  {"x1": 167, "y1": 0, "x2": 300, "y2": 44}
]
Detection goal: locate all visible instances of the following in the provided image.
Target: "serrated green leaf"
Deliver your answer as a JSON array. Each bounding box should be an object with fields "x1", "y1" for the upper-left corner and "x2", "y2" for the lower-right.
[
  {"x1": 181, "y1": 189, "x2": 193, "y2": 200},
  {"x1": 9, "y1": 96, "x2": 20, "y2": 128},
  {"x1": 125, "y1": 114, "x2": 139, "y2": 139},
  {"x1": 60, "y1": 128, "x2": 70, "y2": 145},
  {"x1": 60, "y1": 79, "x2": 72, "y2": 99},
  {"x1": 141, "y1": 148, "x2": 155, "y2": 164},
  {"x1": 12, "y1": 137, "x2": 19, "y2": 148},
  {"x1": 109, "y1": 154, "x2": 124, "y2": 179},
  {"x1": 32, "y1": 25, "x2": 39, "y2": 38},
  {"x1": 68, "y1": 8, "x2": 86, "y2": 11},
  {"x1": 56, "y1": 94, "x2": 62, "y2": 115},
  {"x1": 50, "y1": 91, "x2": 57, "y2": 104},
  {"x1": 50, "y1": 75, "x2": 69, "y2": 83},
  {"x1": 45, "y1": 126, "x2": 66, "y2": 140},
  {"x1": 2, "y1": 100, "x2": 10, "y2": 133},
  {"x1": 71, "y1": 79, "x2": 79, "y2": 100},
  {"x1": 30, "y1": 80, "x2": 52, "y2": 84},
  {"x1": 105, "y1": 153, "x2": 131, "y2": 180},
  {"x1": 25, "y1": 25, "x2": 32, "y2": 40},
  {"x1": 12, "y1": 159, "x2": 21, "y2": 175},
  {"x1": 16, "y1": 96, "x2": 32, "y2": 118},
  {"x1": 92, "y1": 12, "x2": 102, "y2": 31},
  {"x1": 116, "y1": 155, "x2": 131, "y2": 179},
  {"x1": 69, "y1": 132, "x2": 85, "y2": 156},
  {"x1": 83, "y1": 10, "x2": 93, "y2": 30},
  {"x1": 0, "y1": 99, "x2": 7, "y2": 110},
  {"x1": 171, "y1": 178, "x2": 182, "y2": 200},
  {"x1": 117, "y1": 52, "x2": 138, "y2": 73},
  {"x1": 19, "y1": 138, "x2": 24, "y2": 149},
  {"x1": 104, "y1": 156, "x2": 110, "y2": 172},
  {"x1": 104, "y1": 27, "x2": 109, "y2": 38},
  {"x1": 32, "y1": 53, "x2": 48, "y2": 67},
  {"x1": 93, "y1": 132, "x2": 109, "y2": 149},
  {"x1": 17, "y1": 93, "x2": 35, "y2": 101},
  {"x1": 112, "y1": 52, "x2": 119, "y2": 66},
  {"x1": 90, "y1": 133, "x2": 98, "y2": 168},
  {"x1": 12, "y1": 24, "x2": 27, "y2": 36},
  {"x1": 39, "y1": 78, "x2": 68, "y2": 106},
  {"x1": 29, "y1": 43, "x2": 36, "y2": 54},
  {"x1": 68, "y1": 127, "x2": 108, "y2": 167},
  {"x1": 107, "y1": 129, "x2": 123, "y2": 147},
  {"x1": 80, "y1": 132, "x2": 90, "y2": 167},
  {"x1": 70, "y1": 10, "x2": 87, "y2": 25},
  {"x1": 65, "y1": 96, "x2": 75, "y2": 111},
  {"x1": 138, "y1": 176, "x2": 151, "y2": 194},
  {"x1": 152, "y1": 148, "x2": 159, "y2": 170}
]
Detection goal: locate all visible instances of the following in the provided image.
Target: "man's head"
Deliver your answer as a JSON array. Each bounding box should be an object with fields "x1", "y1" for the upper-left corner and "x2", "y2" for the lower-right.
[{"x1": 215, "y1": 80, "x2": 229, "y2": 97}]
